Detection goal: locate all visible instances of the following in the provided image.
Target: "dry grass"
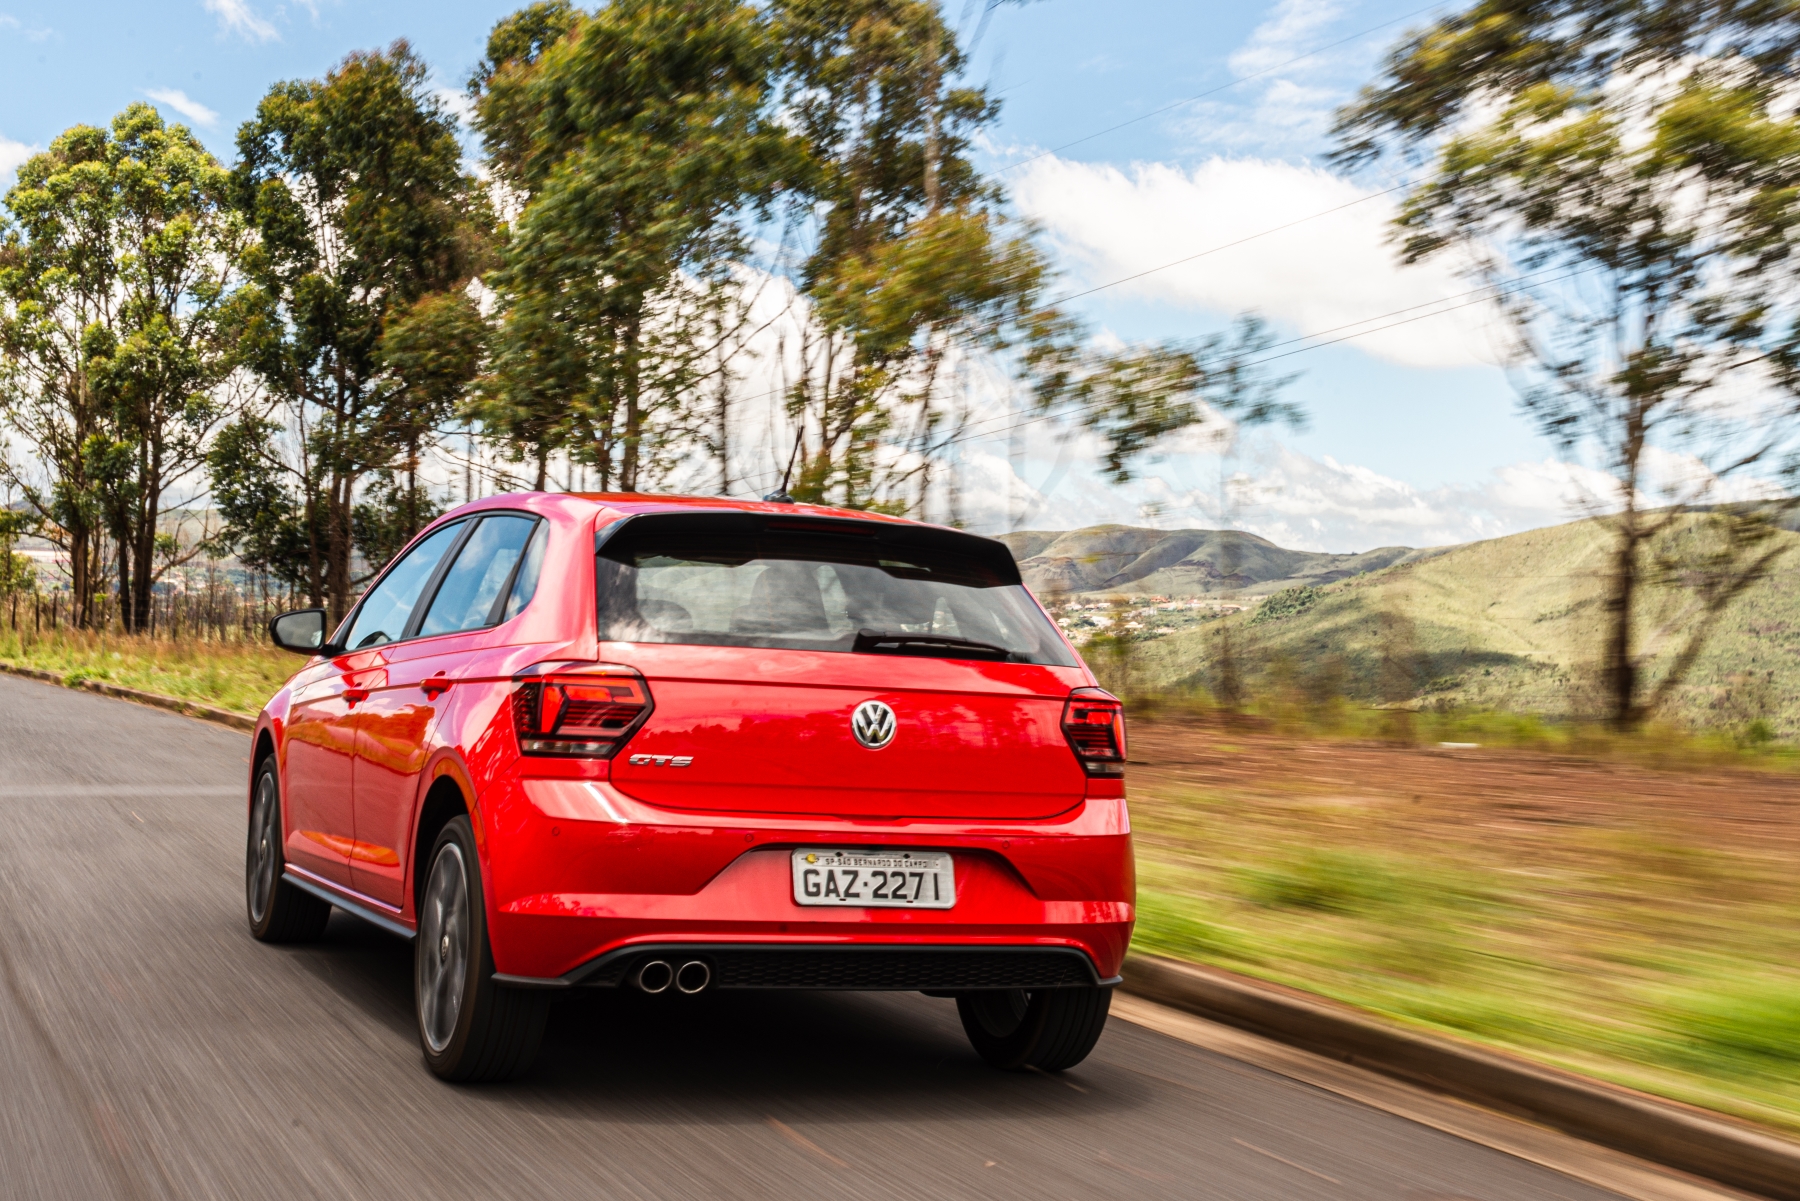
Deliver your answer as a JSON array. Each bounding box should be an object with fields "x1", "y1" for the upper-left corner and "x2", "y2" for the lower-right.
[
  {"x1": 0, "y1": 625, "x2": 298, "y2": 715},
  {"x1": 1126, "y1": 718, "x2": 1800, "y2": 1135}
]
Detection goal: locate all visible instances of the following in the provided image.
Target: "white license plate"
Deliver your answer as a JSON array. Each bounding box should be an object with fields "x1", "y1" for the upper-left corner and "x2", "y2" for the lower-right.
[{"x1": 791, "y1": 849, "x2": 955, "y2": 909}]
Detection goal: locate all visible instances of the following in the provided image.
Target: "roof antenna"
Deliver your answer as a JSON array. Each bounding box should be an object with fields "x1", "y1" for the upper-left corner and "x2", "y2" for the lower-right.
[{"x1": 764, "y1": 428, "x2": 803, "y2": 503}]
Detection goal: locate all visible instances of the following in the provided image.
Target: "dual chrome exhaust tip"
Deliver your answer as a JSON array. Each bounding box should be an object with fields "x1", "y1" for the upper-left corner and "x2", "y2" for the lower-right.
[{"x1": 633, "y1": 958, "x2": 711, "y2": 995}]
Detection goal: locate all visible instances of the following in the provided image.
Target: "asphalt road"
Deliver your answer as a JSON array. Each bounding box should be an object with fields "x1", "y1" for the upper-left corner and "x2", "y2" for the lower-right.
[{"x1": 0, "y1": 673, "x2": 1628, "y2": 1201}]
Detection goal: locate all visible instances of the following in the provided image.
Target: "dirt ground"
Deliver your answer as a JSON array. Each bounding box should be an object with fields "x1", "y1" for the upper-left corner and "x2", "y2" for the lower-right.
[{"x1": 1126, "y1": 720, "x2": 1800, "y2": 855}]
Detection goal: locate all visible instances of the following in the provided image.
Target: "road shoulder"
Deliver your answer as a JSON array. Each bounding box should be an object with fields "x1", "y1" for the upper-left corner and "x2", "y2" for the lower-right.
[{"x1": 1112, "y1": 993, "x2": 1763, "y2": 1201}]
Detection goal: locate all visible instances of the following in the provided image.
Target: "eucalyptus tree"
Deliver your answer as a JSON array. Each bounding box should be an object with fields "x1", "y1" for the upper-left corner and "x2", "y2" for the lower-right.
[
  {"x1": 770, "y1": 0, "x2": 1005, "y2": 510},
  {"x1": 771, "y1": 0, "x2": 1299, "y2": 515},
  {"x1": 471, "y1": 0, "x2": 787, "y2": 491},
  {"x1": 0, "y1": 103, "x2": 248, "y2": 629},
  {"x1": 220, "y1": 42, "x2": 486, "y2": 622},
  {"x1": 1335, "y1": 0, "x2": 1800, "y2": 728},
  {"x1": 0, "y1": 507, "x2": 34, "y2": 598}
]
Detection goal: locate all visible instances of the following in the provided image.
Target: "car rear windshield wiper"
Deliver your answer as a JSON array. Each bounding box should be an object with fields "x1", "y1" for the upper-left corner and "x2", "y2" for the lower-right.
[{"x1": 852, "y1": 629, "x2": 1017, "y2": 661}]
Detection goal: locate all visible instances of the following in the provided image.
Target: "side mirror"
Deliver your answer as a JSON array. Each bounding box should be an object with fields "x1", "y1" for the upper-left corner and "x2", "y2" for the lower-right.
[{"x1": 269, "y1": 608, "x2": 338, "y2": 657}]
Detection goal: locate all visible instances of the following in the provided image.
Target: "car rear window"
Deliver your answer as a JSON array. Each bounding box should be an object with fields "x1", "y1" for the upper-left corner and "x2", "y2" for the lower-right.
[{"x1": 595, "y1": 516, "x2": 1076, "y2": 667}]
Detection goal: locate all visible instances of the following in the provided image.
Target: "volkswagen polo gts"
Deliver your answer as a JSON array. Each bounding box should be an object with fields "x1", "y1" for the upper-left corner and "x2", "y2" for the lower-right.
[{"x1": 248, "y1": 494, "x2": 1134, "y2": 1081}]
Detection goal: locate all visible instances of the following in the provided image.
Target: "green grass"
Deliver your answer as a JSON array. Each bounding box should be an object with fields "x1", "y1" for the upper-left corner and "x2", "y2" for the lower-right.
[
  {"x1": 1128, "y1": 760, "x2": 1800, "y2": 1134},
  {"x1": 1125, "y1": 693, "x2": 1800, "y2": 774},
  {"x1": 0, "y1": 626, "x2": 298, "y2": 714},
  {"x1": 1118, "y1": 513, "x2": 1800, "y2": 740}
]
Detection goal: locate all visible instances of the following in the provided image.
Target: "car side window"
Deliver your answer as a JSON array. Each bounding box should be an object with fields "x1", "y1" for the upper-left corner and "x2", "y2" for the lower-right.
[
  {"x1": 416, "y1": 515, "x2": 540, "y2": 638},
  {"x1": 341, "y1": 522, "x2": 466, "y2": 651},
  {"x1": 499, "y1": 520, "x2": 548, "y2": 624}
]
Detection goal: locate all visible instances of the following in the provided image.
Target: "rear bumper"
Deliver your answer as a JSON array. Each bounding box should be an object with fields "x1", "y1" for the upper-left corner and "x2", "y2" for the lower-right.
[
  {"x1": 483, "y1": 778, "x2": 1136, "y2": 983},
  {"x1": 496, "y1": 943, "x2": 1117, "y2": 991}
]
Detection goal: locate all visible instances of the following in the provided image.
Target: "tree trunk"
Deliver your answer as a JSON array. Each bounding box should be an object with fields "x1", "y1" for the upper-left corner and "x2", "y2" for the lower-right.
[
  {"x1": 923, "y1": 25, "x2": 942, "y2": 215},
  {"x1": 117, "y1": 532, "x2": 133, "y2": 633},
  {"x1": 1601, "y1": 520, "x2": 1641, "y2": 730},
  {"x1": 69, "y1": 528, "x2": 91, "y2": 630},
  {"x1": 131, "y1": 470, "x2": 161, "y2": 635},
  {"x1": 405, "y1": 437, "x2": 421, "y2": 540},
  {"x1": 133, "y1": 521, "x2": 155, "y2": 633},
  {"x1": 716, "y1": 367, "x2": 731, "y2": 496},
  {"x1": 1603, "y1": 397, "x2": 1652, "y2": 731},
  {"x1": 619, "y1": 314, "x2": 643, "y2": 492},
  {"x1": 325, "y1": 470, "x2": 355, "y2": 627},
  {"x1": 300, "y1": 482, "x2": 323, "y2": 611}
]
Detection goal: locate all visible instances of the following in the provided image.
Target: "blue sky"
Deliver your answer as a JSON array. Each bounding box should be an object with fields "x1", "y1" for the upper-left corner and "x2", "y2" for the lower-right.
[{"x1": 1, "y1": 0, "x2": 1587, "y2": 551}]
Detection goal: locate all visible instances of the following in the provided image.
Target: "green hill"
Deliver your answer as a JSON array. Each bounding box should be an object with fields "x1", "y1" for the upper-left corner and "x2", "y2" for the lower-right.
[
  {"x1": 1047, "y1": 517, "x2": 1800, "y2": 736},
  {"x1": 997, "y1": 525, "x2": 1423, "y2": 598}
]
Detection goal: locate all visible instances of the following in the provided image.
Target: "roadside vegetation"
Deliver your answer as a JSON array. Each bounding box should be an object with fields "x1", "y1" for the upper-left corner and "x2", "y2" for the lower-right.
[
  {"x1": 0, "y1": 624, "x2": 294, "y2": 714},
  {"x1": 1124, "y1": 720, "x2": 1800, "y2": 1135}
]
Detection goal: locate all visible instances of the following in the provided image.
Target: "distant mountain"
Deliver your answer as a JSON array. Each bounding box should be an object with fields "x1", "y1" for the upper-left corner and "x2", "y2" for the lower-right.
[
  {"x1": 996, "y1": 525, "x2": 1427, "y2": 599},
  {"x1": 1116, "y1": 514, "x2": 1800, "y2": 736}
]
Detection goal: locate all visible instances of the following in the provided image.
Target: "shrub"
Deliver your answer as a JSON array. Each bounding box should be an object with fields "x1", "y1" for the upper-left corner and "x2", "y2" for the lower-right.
[
  {"x1": 1247, "y1": 586, "x2": 1322, "y2": 626},
  {"x1": 1236, "y1": 848, "x2": 1403, "y2": 914}
]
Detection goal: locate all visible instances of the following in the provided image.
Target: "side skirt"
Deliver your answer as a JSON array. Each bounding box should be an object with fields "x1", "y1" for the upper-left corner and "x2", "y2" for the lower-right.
[{"x1": 283, "y1": 868, "x2": 416, "y2": 941}]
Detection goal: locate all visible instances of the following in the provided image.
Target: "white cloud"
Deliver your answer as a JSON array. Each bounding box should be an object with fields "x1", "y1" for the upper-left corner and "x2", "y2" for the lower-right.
[
  {"x1": 951, "y1": 431, "x2": 1622, "y2": 552},
  {"x1": 1229, "y1": 0, "x2": 1343, "y2": 77},
  {"x1": 0, "y1": 134, "x2": 38, "y2": 190},
  {"x1": 143, "y1": 88, "x2": 219, "y2": 128},
  {"x1": 0, "y1": 13, "x2": 52, "y2": 41},
  {"x1": 1013, "y1": 154, "x2": 1504, "y2": 369},
  {"x1": 960, "y1": 427, "x2": 1799, "y2": 554},
  {"x1": 1170, "y1": 0, "x2": 1401, "y2": 157},
  {"x1": 203, "y1": 0, "x2": 277, "y2": 42},
  {"x1": 1217, "y1": 445, "x2": 1612, "y2": 550}
]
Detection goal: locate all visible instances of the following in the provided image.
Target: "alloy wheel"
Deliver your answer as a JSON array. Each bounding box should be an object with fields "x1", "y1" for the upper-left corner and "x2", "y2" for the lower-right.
[
  {"x1": 417, "y1": 842, "x2": 470, "y2": 1054},
  {"x1": 246, "y1": 772, "x2": 278, "y2": 924}
]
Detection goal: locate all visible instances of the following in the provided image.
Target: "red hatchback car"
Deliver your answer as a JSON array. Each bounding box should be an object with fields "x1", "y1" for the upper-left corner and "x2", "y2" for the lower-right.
[{"x1": 249, "y1": 494, "x2": 1134, "y2": 1081}]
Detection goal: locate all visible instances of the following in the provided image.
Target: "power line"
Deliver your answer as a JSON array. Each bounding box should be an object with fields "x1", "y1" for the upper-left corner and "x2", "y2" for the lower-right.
[
  {"x1": 1052, "y1": 185, "x2": 1404, "y2": 306},
  {"x1": 661, "y1": 262, "x2": 1603, "y2": 496},
  {"x1": 998, "y1": 3, "x2": 1444, "y2": 175},
  {"x1": 1237, "y1": 268, "x2": 1563, "y2": 356},
  {"x1": 733, "y1": 215, "x2": 1594, "y2": 485},
  {"x1": 1234, "y1": 268, "x2": 1593, "y2": 369},
  {"x1": 890, "y1": 268, "x2": 1597, "y2": 462}
]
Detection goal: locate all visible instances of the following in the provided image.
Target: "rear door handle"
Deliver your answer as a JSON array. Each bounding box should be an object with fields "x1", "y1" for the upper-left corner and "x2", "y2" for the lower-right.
[
  {"x1": 421, "y1": 675, "x2": 451, "y2": 699},
  {"x1": 343, "y1": 688, "x2": 370, "y2": 706}
]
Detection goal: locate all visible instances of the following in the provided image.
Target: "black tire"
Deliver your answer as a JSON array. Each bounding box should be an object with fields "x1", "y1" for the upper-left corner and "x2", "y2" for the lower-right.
[
  {"x1": 246, "y1": 756, "x2": 332, "y2": 943},
  {"x1": 956, "y1": 986, "x2": 1112, "y2": 1072},
  {"x1": 415, "y1": 816, "x2": 548, "y2": 1082}
]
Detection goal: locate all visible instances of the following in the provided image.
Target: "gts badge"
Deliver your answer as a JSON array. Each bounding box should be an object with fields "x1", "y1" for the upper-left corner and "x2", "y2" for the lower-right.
[{"x1": 628, "y1": 754, "x2": 693, "y2": 768}]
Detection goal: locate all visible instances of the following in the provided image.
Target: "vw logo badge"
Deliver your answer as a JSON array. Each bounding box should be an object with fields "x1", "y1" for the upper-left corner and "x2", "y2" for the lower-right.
[{"x1": 851, "y1": 700, "x2": 896, "y2": 750}]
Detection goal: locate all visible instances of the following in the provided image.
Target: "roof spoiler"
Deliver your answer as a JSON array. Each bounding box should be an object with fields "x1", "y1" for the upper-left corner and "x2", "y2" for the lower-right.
[{"x1": 593, "y1": 510, "x2": 1021, "y2": 585}]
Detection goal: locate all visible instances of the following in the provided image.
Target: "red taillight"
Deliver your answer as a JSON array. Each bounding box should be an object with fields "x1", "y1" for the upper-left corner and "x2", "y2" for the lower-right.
[
  {"x1": 512, "y1": 664, "x2": 652, "y2": 758},
  {"x1": 1062, "y1": 687, "x2": 1126, "y2": 777}
]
